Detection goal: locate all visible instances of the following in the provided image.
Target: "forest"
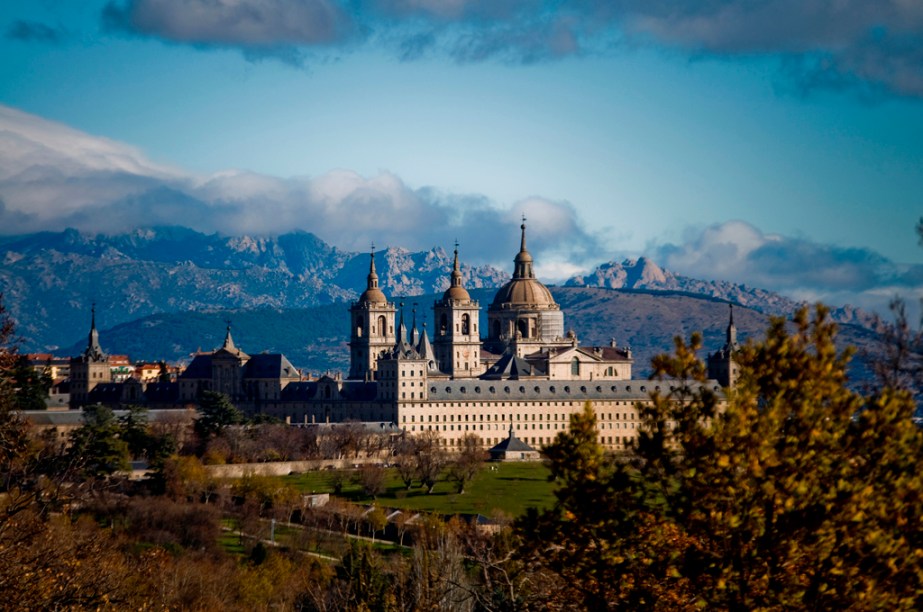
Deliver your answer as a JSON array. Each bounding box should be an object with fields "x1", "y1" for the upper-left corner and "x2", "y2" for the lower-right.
[{"x1": 1, "y1": 293, "x2": 922, "y2": 609}]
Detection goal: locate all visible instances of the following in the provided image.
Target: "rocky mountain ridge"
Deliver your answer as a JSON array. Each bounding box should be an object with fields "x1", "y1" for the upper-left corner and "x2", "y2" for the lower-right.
[
  {"x1": 0, "y1": 226, "x2": 507, "y2": 351},
  {"x1": 566, "y1": 257, "x2": 880, "y2": 330},
  {"x1": 0, "y1": 226, "x2": 882, "y2": 353}
]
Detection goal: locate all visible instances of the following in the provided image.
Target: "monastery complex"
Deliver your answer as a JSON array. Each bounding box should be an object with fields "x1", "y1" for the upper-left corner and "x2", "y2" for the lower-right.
[{"x1": 66, "y1": 222, "x2": 738, "y2": 451}]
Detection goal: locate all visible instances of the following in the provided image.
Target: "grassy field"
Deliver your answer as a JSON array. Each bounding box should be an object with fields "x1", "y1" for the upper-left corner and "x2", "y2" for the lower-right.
[{"x1": 284, "y1": 462, "x2": 556, "y2": 517}]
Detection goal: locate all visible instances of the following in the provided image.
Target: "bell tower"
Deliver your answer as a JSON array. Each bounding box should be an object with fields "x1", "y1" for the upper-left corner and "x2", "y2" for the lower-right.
[
  {"x1": 69, "y1": 303, "x2": 112, "y2": 408},
  {"x1": 348, "y1": 248, "x2": 396, "y2": 380},
  {"x1": 708, "y1": 304, "x2": 741, "y2": 388},
  {"x1": 433, "y1": 244, "x2": 481, "y2": 377}
]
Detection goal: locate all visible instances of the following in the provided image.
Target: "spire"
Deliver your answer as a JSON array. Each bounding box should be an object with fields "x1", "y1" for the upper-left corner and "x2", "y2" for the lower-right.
[
  {"x1": 84, "y1": 302, "x2": 106, "y2": 362},
  {"x1": 725, "y1": 304, "x2": 738, "y2": 350},
  {"x1": 223, "y1": 320, "x2": 237, "y2": 352},
  {"x1": 451, "y1": 241, "x2": 463, "y2": 288},
  {"x1": 513, "y1": 216, "x2": 534, "y2": 279},
  {"x1": 367, "y1": 245, "x2": 379, "y2": 290},
  {"x1": 410, "y1": 303, "x2": 419, "y2": 347},
  {"x1": 418, "y1": 323, "x2": 438, "y2": 371},
  {"x1": 396, "y1": 301, "x2": 407, "y2": 346},
  {"x1": 520, "y1": 215, "x2": 527, "y2": 252}
]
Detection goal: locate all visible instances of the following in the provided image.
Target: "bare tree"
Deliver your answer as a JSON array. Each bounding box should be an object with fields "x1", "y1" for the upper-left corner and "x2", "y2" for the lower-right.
[
  {"x1": 394, "y1": 436, "x2": 418, "y2": 490},
  {"x1": 355, "y1": 463, "x2": 387, "y2": 499},
  {"x1": 448, "y1": 434, "x2": 486, "y2": 494},
  {"x1": 872, "y1": 298, "x2": 923, "y2": 395},
  {"x1": 414, "y1": 430, "x2": 448, "y2": 494}
]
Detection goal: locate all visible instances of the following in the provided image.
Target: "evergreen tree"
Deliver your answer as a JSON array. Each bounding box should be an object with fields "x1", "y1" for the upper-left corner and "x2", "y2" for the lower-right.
[
  {"x1": 11, "y1": 355, "x2": 52, "y2": 411},
  {"x1": 520, "y1": 306, "x2": 923, "y2": 610},
  {"x1": 69, "y1": 404, "x2": 130, "y2": 478},
  {"x1": 194, "y1": 390, "x2": 243, "y2": 445}
]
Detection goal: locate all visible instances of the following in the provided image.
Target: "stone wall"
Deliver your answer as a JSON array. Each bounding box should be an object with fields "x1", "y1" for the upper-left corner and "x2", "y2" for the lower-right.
[{"x1": 202, "y1": 457, "x2": 381, "y2": 478}]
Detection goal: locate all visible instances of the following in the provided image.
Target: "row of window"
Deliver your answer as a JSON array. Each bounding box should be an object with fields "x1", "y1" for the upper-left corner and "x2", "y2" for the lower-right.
[
  {"x1": 428, "y1": 435, "x2": 634, "y2": 447},
  {"x1": 430, "y1": 383, "x2": 655, "y2": 395},
  {"x1": 402, "y1": 411, "x2": 637, "y2": 424}
]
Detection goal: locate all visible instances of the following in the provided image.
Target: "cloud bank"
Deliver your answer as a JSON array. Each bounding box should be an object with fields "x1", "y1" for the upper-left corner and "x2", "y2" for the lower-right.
[
  {"x1": 648, "y1": 220, "x2": 923, "y2": 318},
  {"x1": 1, "y1": 104, "x2": 918, "y2": 316},
  {"x1": 0, "y1": 104, "x2": 602, "y2": 268},
  {"x1": 95, "y1": 0, "x2": 923, "y2": 97}
]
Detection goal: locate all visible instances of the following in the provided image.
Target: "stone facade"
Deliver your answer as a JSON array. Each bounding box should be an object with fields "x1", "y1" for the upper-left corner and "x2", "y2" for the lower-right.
[{"x1": 67, "y1": 222, "x2": 731, "y2": 453}]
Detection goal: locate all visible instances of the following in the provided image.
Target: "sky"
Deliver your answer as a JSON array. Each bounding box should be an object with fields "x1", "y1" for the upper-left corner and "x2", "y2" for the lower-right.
[{"x1": 1, "y1": 1, "x2": 922, "y2": 317}]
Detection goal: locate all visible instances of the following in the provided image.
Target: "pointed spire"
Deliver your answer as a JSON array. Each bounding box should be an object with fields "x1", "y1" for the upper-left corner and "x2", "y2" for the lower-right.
[
  {"x1": 368, "y1": 244, "x2": 379, "y2": 290},
  {"x1": 418, "y1": 323, "x2": 438, "y2": 370},
  {"x1": 513, "y1": 216, "x2": 534, "y2": 279},
  {"x1": 397, "y1": 301, "x2": 407, "y2": 346},
  {"x1": 410, "y1": 302, "x2": 419, "y2": 346},
  {"x1": 726, "y1": 304, "x2": 738, "y2": 349},
  {"x1": 84, "y1": 302, "x2": 106, "y2": 362},
  {"x1": 520, "y1": 215, "x2": 527, "y2": 252},
  {"x1": 451, "y1": 240, "x2": 463, "y2": 288},
  {"x1": 223, "y1": 319, "x2": 237, "y2": 352}
]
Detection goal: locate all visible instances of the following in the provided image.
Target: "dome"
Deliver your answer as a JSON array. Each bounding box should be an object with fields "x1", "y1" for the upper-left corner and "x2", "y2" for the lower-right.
[
  {"x1": 491, "y1": 277, "x2": 555, "y2": 308},
  {"x1": 441, "y1": 245, "x2": 471, "y2": 303},
  {"x1": 443, "y1": 285, "x2": 471, "y2": 302},
  {"x1": 490, "y1": 220, "x2": 557, "y2": 309},
  {"x1": 359, "y1": 287, "x2": 388, "y2": 304},
  {"x1": 357, "y1": 250, "x2": 388, "y2": 305}
]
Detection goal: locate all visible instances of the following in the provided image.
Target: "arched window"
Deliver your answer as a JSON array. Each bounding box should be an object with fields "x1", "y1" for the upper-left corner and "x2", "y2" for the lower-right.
[
  {"x1": 461, "y1": 313, "x2": 470, "y2": 335},
  {"x1": 518, "y1": 319, "x2": 528, "y2": 338},
  {"x1": 377, "y1": 315, "x2": 386, "y2": 337},
  {"x1": 440, "y1": 313, "x2": 448, "y2": 335},
  {"x1": 356, "y1": 318, "x2": 364, "y2": 337},
  {"x1": 571, "y1": 357, "x2": 580, "y2": 376},
  {"x1": 493, "y1": 320, "x2": 501, "y2": 338}
]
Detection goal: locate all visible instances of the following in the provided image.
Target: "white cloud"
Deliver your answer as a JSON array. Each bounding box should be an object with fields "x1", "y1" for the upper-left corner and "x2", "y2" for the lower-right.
[
  {"x1": 0, "y1": 104, "x2": 602, "y2": 266},
  {"x1": 648, "y1": 219, "x2": 923, "y2": 318}
]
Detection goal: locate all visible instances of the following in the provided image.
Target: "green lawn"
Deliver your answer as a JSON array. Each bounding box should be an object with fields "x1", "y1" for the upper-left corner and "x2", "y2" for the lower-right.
[
  {"x1": 284, "y1": 462, "x2": 556, "y2": 517},
  {"x1": 217, "y1": 530, "x2": 248, "y2": 557}
]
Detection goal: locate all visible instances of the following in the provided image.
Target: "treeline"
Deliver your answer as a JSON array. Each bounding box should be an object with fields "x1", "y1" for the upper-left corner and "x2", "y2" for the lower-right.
[{"x1": 3, "y1": 290, "x2": 923, "y2": 609}]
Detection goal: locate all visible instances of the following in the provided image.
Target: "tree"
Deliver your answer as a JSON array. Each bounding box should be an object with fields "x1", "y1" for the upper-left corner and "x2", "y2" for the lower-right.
[
  {"x1": 872, "y1": 297, "x2": 923, "y2": 395},
  {"x1": 520, "y1": 306, "x2": 923, "y2": 610},
  {"x1": 448, "y1": 433, "x2": 485, "y2": 494},
  {"x1": 356, "y1": 463, "x2": 387, "y2": 499},
  {"x1": 365, "y1": 506, "x2": 388, "y2": 542},
  {"x1": 394, "y1": 436, "x2": 418, "y2": 490},
  {"x1": 69, "y1": 404, "x2": 130, "y2": 478},
  {"x1": 118, "y1": 404, "x2": 151, "y2": 460},
  {"x1": 194, "y1": 391, "x2": 243, "y2": 449},
  {"x1": 10, "y1": 355, "x2": 51, "y2": 411},
  {"x1": 414, "y1": 430, "x2": 447, "y2": 494}
]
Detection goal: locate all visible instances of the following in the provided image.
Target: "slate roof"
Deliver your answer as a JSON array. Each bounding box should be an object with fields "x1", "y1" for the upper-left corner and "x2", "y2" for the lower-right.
[
  {"x1": 180, "y1": 354, "x2": 212, "y2": 379},
  {"x1": 541, "y1": 345, "x2": 632, "y2": 361},
  {"x1": 243, "y1": 354, "x2": 299, "y2": 379},
  {"x1": 426, "y1": 378, "x2": 722, "y2": 403},
  {"x1": 482, "y1": 351, "x2": 545, "y2": 379},
  {"x1": 490, "y1": 427, "x2": 536, "y2": 453},
  {"x1": 280, "y1": 380, "x2": 379, "y2": 402}
]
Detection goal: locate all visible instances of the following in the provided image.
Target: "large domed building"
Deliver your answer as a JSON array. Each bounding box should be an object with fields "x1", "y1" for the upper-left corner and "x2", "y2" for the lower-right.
[
  {"x1": 70, "y1": 222, "x2": 729, "y2": 453},
  {"x1": 485, "y1": 222, "x2": 569, "y2": 356}
]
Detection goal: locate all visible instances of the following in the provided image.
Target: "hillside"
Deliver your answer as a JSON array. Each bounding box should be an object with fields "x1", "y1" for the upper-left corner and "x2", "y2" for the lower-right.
[
  {"x1": 0, "y1": 227, "x2": 507, "y2": 351},
  {"x1": 64, "y1": 287, "x2": 884, "y2": 383},
  {"x1": 566, "y1": 257, "x2": 880, "y2": 330}
]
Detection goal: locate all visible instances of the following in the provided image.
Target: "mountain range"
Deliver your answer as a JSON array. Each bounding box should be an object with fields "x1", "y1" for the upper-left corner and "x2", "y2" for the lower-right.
[
  {"x1": 0, "y1": 226, "x2": 882, "y2": 360},
  {"x1": 58, "y1": 287, "x2": 884, "y2": 384}
]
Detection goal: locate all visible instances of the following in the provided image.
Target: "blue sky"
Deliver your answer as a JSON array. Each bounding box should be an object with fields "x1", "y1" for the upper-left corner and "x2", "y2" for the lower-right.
[{"x1": 1, "y1": 1, "x2": 922, "y2": 315}]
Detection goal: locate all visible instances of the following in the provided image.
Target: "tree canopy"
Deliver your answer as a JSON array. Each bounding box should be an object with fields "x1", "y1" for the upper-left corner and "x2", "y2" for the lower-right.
[{"x1": 520, "y1": 306, "x2": 923, "y2": 610}]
